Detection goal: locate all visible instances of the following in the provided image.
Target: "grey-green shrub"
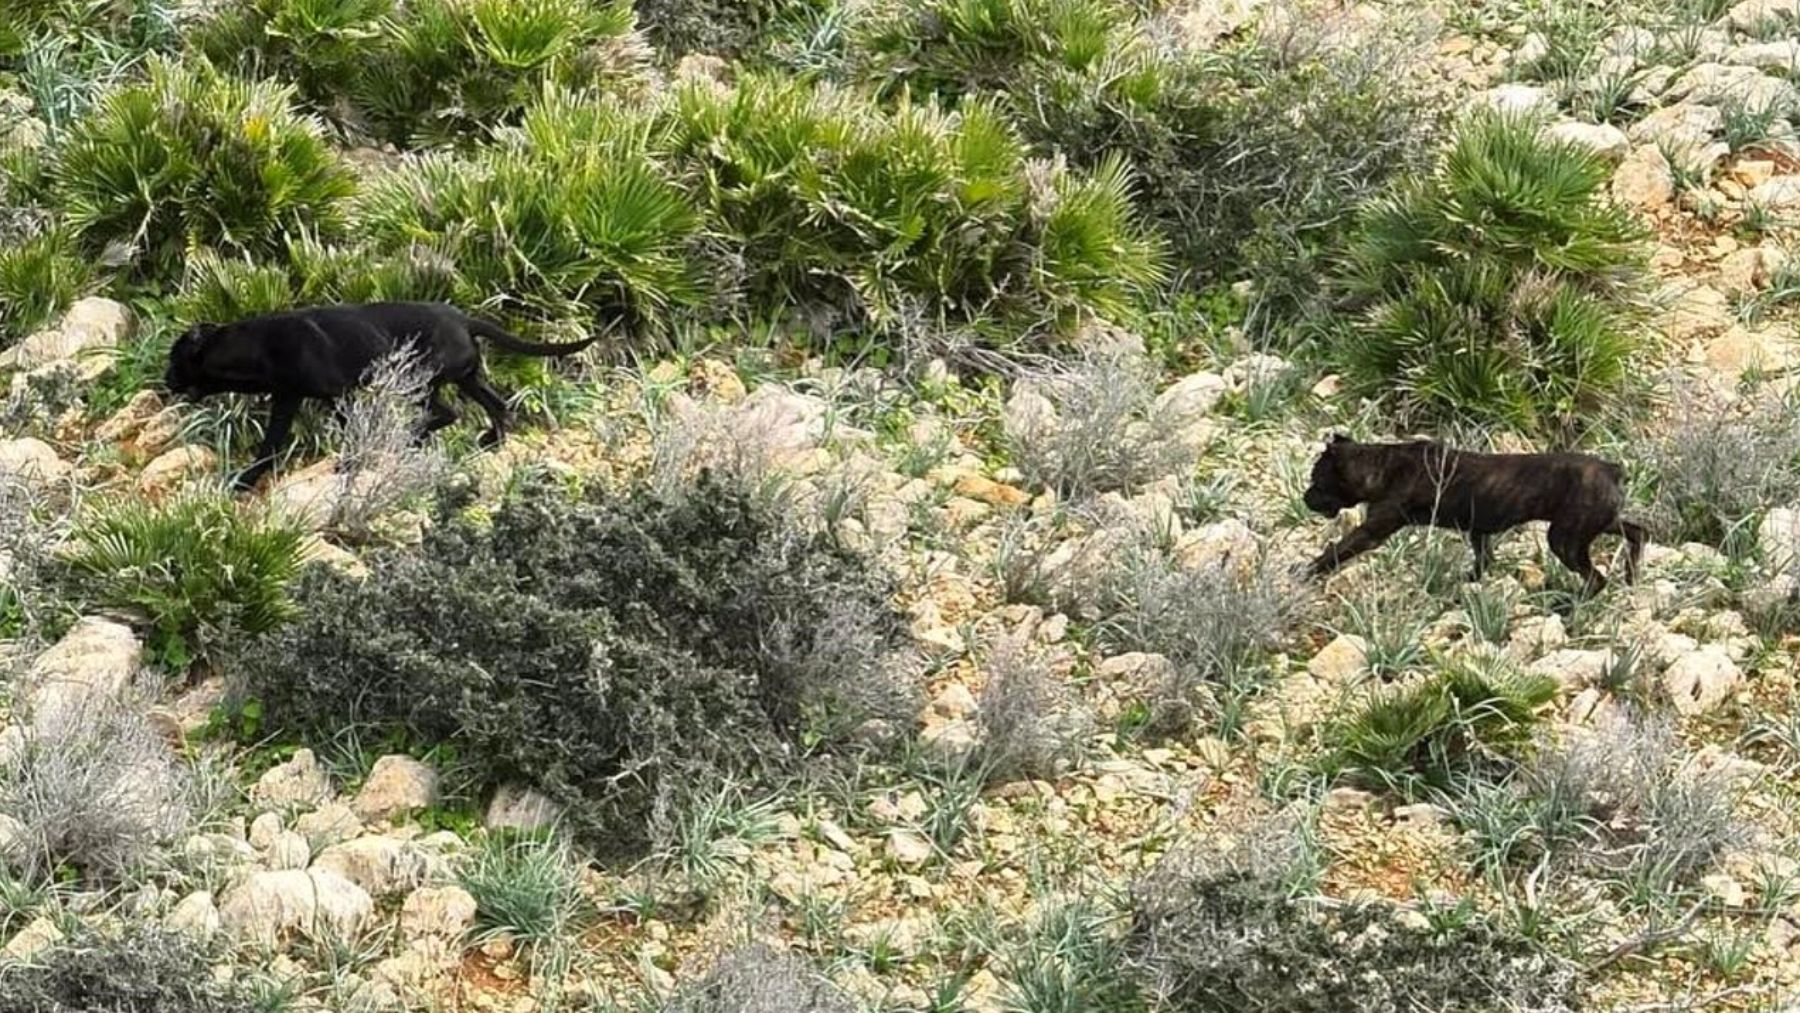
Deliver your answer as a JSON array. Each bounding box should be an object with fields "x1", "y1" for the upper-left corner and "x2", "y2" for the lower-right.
[
  {"x1": 665, "y1": 943, "x2": 854, "y2": 1013},
  {"x1": 0, "y1": 921, "x2": 261, "y2": 1011},
  {"x1": 1334, "y1": 111, "x2": 1646, "y2": 436}
]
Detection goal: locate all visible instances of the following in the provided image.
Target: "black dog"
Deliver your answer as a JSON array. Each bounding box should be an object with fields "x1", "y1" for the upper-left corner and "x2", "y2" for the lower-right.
[
  {"x1": 1302, "y1": 435, "x2": 1647, "y2": 594},
  {"x1": 165, "y1": 301, "x2": 598, "y2": 491}
]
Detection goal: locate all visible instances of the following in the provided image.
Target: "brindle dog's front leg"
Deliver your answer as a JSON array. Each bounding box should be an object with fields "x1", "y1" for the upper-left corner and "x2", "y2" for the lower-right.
[{"x1": 1307, "y1": 506, "x2": 1404, "y2": 579}]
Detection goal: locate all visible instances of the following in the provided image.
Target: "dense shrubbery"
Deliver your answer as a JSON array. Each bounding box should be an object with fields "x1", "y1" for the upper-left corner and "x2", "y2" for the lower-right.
[
  {"x1": 50, "y1": 56, "x2": 354, "y2": 278},
  {"x1": 234, "y1": 475, "x2": 915, "y2": 850},
  {"x1": 0, "y1": 921, "x2": 260, "y2": 1012},
  {"x1": 63, "y1": 491, "x2": 306, "y2": 663},
  {"x1": 1333, "y1": 112, "x2": 1646, "y2": 436},
  {"x1": 1129, "y1": 842, "x2": 1577, "y2": 1013},
  {"x1": 1319, "y1": 655, "x2": 1557, "y2": 796},
  {"x1": 634, "y1": 0, "x2": 818, "y2": 61},
  {"x1": 191, "y1": 0, "x2": 646, "y2": 146}
]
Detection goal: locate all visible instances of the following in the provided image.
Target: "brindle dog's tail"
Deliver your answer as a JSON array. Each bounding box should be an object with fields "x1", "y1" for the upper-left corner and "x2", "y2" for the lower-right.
[
  {"x1": 1618, "y1": 518, "x2": 1648, "y2": 583},
  {"x1": 466, "y1": 317, "x2": 600, "y2": 357}
]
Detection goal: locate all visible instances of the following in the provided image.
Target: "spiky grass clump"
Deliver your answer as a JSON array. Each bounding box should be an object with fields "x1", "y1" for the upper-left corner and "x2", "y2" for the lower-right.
[
  {"x1": 1335, "y1": 111, "x2": 1646, "y2": 436},
  {"x1": 63, "y1": 490, "x2": 306, "y2": 662},
  {"x1": 51, "y1": 56, "x2": 354, "y2": 277},
  {"x1": 1319, "y1": 655, "x2": 1557, "y2": 796},
  {"x1": 0, "y1": 227, "x2": 95, "y2": 343}
]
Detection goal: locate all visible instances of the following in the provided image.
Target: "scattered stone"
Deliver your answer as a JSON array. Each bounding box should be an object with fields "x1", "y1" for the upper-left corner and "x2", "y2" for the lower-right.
[
  {"x1": 1668, "y1": 62, "x2": 1798, "y2": 114},
  {"x1": 249, "y1": 813, "x2": 283, "y2": 851},
  {"x1": 952, "y1": 474, "x2": 1028, "y2": 509},
  {"x1": 1393, "y1": 803, "x2": 1448, "y2": 826},
  {"x1": 312, "y1": 836, "x2": 427, "y2": 897},
  {"x1": 3, "y1": 917, "x2": 63, "y2": 961},
  {"x1": 400, "y1": 886, "x2": 478, "y2": 941},
  {"x1": 353, "y1": 755, "x2": 439, "y2": 823},
  {"x1": 1726, "y1": 39, "x2": 1800, "y2": 69},
  {"x1": 1726, "y1": 0, "x2": 1800, "y2": 32},
  {"x1": 886, "y1": 830, "x2": 933, "y2": 868},
  {"x1": 1529, "y1": 648, "x2": 1617, "y2": 692},
  {"x1": 20, "y1": 617, "x2": 141, "y2": 729},
  {"x1": 1629, "y1": 103, "x2": 1723, "y2": 153},
  {"x1": 167, "y1": 891, "x2": 221, "y2": 941},
  {"x1": 0, "y1": 437, "x2": 70, "y2": 488},
  {"x1": 138, "y1": 445, "x2": 218, "y2": 496},
  {"x1": 1612, "y1": 145, "x2": 1675, "y2": 210},
  {"x1": 219, "y1": 870, "x2": 374, "y2": 949},
  {"x1": 1154, "y1": 371, "x2": 1229, "y2": 424},
  {"x1": 1324, "y1": 787, "x2": 1375, "y2": 812},
  {"x1": 1505, "y1": 614, "x2": 1568, "y2": 662},
  {"x1": 1663, "y1": 645, "x2": 1742, "y2": 714},
  {"x1": 485, "y1": 783, "x2": 562, "y2": 833},
  {"x1": 1476, "y1": 83, "x2": 1554, "y2": 117},
  {"x1": 1717, "y1": 245, "x2": 1787, "y2": 293},
  {"x1": 1749, "y1": 175, "x2": 1800, "y2": 209},
  {"x1": 1307, "y1": 634, "x2": 1368, "y2": 682},
  {"x1": 94, "y1": 389, "x2": 166, "y2": 445},
  {"x1": 267, "y1": 831, "x2": 312, "y2": 871},
  {"x1": 251, "y1": 749, "x2": 333, "y2": 809},
  {"x1": 1702, "y1": 325, "x2": 1798, "y2": 375},
  {"x1": 1661, "y1": 282, "x2": 1733, "y2": 342},
  {"x1": 1760, "y1": 507, "x2": 1800, "y2": 574},
  {"x1": 1545, "y1": 120, "x2": 1630, "y2": 163},
  {"x1": 294, "y1": 802, "x2": 363, "y2": 847},
  {"x1": 0, "y1": 297, "x2": 133, "y2": 373}
]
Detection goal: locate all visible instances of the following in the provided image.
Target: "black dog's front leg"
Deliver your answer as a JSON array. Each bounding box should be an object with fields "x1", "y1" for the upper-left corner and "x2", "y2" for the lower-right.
[
  {"x1": 1307, "y1": 509, "x2": 1404, "y2": 579},
  {"x1": 233, "y1": 394, "x2": 303, "y2": 494}
]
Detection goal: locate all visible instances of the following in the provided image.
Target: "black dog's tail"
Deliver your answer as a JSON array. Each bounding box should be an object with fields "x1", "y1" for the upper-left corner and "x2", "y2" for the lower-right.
[
  {"x1": 1618, "y1": 518, "x2": 1648, "y2": 582},
  {"x1": 466, "y1": 318, "x2": 600, "y2": 357}
]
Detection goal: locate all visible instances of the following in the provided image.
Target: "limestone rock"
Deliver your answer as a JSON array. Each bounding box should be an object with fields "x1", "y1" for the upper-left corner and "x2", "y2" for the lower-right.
[
  {"x1": 1726, "y1": 0, "x2": 1800, "y2": 31},
  {"x1": 311, "y1": 836, "x2": 427, "y2": 897},
  {"x1": 293, "y1": 802, "x2": 362, "y2": 847},
  {"x1": 138, "y1": 446, "x2": 218, "y2": 496},
  {"x1": 400, "y1": 885, "x2": 478, "y2": 941},
  {"x1": 484, "y1": 783, "x2": 562, "y2": 832},
  {"x1": 1154, "y1": 372, "x2": 1229, "y2": 425},
  {"x1": 0, "y1": 437, "x2": 70, "y2": 487},
  {"x1": 20, "y1": 618, "x2": 141, "y2": 729},
  {"x1": 1702, "y1": 325, "x2": 1798, "y2": 375},
  {"x1": 1612, "y1": 145, "x2": 1675, "y2": 210},
  {"x1": 1545, "y1": 120, "x2": 1630, "y2": 163},
  {"x1": 267, "y1": 831, "x2": 312, "y2": 871},
  {"x1": 1663, "y1": 645, "x2": 1741, "y2": 714},
  {"x1": 1306, "y1": 634, "x2": 1368, "y2": 682},
  {"x1": 219, "y1": 870, "x2": 374, "y2": 948},
  {"x1": 1749, "y1": 175, "x2": 1800, "y2": 209},
  {"x1": 251, "y1": 749, "x2": 332, "y2": 809},
  {"x1": 3, "y1": 917, "x2": 63, "y2": 961},
  {"x1": 352, "y1": 755, "x2": 439, "y2": 823},
  {"x1": 0, "y1": 297, "x2": 132, "y2": 372},
  {"x1": 167, "y1": 891, "x2": 221, "y2": 941}
]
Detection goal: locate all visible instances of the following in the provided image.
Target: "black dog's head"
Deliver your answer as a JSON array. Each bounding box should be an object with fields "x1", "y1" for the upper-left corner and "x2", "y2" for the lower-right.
[
  {"x1": 1302, "y1": 434, "x2": 1362, "y2": 517},
  {"x1": 164, "y1": 323, "x2": 222, "y2": 401}
]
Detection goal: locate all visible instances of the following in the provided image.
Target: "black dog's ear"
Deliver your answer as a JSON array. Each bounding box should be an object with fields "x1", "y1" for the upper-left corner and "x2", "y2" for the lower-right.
[{"x1": 1328, "y1": 433, "x2": 1350, "y2": 447}]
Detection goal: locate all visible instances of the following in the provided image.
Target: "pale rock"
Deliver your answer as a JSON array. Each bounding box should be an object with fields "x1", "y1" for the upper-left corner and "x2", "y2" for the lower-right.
[
  {"x1": 1529, "y1": 648, "x2": 1617, "y2": 692},
  {"x1": 312, "y1": 836, "x2": 426, "y2": 897},
  {"x1": 1176, "y1": 0, "x2": 1264, "y2": 43},
  {"x1": 1703, "y1": 325, "x2": 1798, "y2": 374},
  {"x1": 1612, "y1": 145, "x2": 1675, "y2": 210},
  {"x1": 396, "y1": 885, "x2": 477, "y2": 943},
  {"x1": 1306, "y1": 634, "x2": 1368, "y2": 682},
  {"x1": 0, "y1": 297, "x2": 132, "y2": 372},
  {"x1": 249, "y1": 812, "x2": 284, "y2": 850},
  {"x1": 1702, "y1": 872, "x2": 1747, "y2": 907},
  {"x1": 1717, "y1": 245, "x2": 1786, "y2": 293},
  {"x1": 168, "y1": 891, "x2": 221, "y2": 940},
  {"x1": 219, "y1": 870, "x2": 374, "y2": 948},
  {"x1": 294, "y1": 802, "x2": 362, "y2": 847},
  {"x1": 1662, "y1": 644, "x2": 1742, "y2": 714},
  {"x1": 1505, "y1": 613, "x2": 1567, "y2": 661},
  {"x1": 485, "y1": 783, "x2": 562, "y2": 832},
  {"x1": 1759, "y1": 506, "x2": 1800, "y2": 574},
  {"x1": 1669, "y1": 62, "x2": 1798, "y2": 113},
  {"x1": 1174, "y1": 518, "x2": 1260, "y2": 577},
  {"x1": 0, "y1": 437, "x2": 70, "y2": 487},
  {"x1": 1311, "y1": 374, "x2": 1343, "y2": 399},
  {"x1": 952, "y1": 474, "x2": 1028, "y2": 508},
  {"x1": 251, "y1": 749, "x2": 332, "y2": 809},
  {"x1": 1476, "y1": 83, "x2": 1554, "y2": 117},
  {"x1": 1661, "y1": 282, "x2": 1733, "y2": 341},
  {"x1": 1545, "y1": 120, "x2": 1630, "y2": 163},
  {"x1": 267, "y1": 831, "x2": 312, "y2": 871},
  {"x1": 886, "y1": 830, "x2": 933, "y2": 868},
  {"x1": 1003, "y1": 385, "x2": 1059, "y2": 446},
  {"x1": 1727, "y1": 39, "x2": 1800, "y2": 69},
  {"x1": 1749, "y1": 175, "x2": 1800, "y2": 208},
  {"x1": 1154, "y1": 372, "x2": 1229, "y2": 425},
  {"x1": 94, "y1": 389, "x2": 165, "y2": 444},
  {"x1": 3, "y1": 917, "x2": 63, "y2": 961},
  {"x1": 20, "y1": 618, "x2": 140, "y2": 729},
  {"x1": 930, "y1": 682, "x2": 978, "y2": 721},
  {"x1": 138, "y1": 445, "x2": 218, "y2": 495},
  {"x1": 1324, "y1": 786, "x2": 1375, "y2": 812},
  {"x1": 1726, "y1": 0, "x2": 1800, "y2": 31},
  {"x1": 353, "y1": 755, "x2": 439, "y2": 822},
  {"x1": 1629, "y1": 103, "x2": 1723, "y2": 153},
  {"x1": 1510, "y1": 32, "x2": 1549, "y2": 69},
  {"x1": 1222, "y1": 353, "x2": 1287, "y2": 391},
  {"x1": 297, "y1": 536, "x2": 367, "y2": 578}
]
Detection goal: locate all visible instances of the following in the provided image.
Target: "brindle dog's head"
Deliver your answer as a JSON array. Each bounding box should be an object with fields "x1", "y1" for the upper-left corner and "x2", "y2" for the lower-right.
[
  {"x1": 1302, "y1": 433, "x2": 1363, "y2": 517},
  {"x1": 163, "y1": 322, "x2": 223, "y2": 402}
]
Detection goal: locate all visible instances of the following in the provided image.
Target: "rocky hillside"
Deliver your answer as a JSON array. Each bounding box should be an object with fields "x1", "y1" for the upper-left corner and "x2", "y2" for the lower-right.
[{"x1": 3, "y1": 0, "x2": 1800, "y2": 1010}]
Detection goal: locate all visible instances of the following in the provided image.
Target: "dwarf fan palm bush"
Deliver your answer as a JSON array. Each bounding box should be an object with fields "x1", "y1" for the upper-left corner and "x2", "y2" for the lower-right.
[
  {"x1": 0, "y1": 228, "x2": 94, "y2": 343},
  {"x1": 1334, "y1": 112, "x2": 1646, "y2": 436},
  {"x1": 51, "y1": 57, "x2": 354, "y2": 279}
]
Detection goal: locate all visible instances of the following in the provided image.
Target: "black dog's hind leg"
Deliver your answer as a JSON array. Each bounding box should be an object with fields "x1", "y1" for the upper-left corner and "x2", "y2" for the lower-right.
[
  {"x1": 1467, "y1": 531, "x2": 1495, "y2": 581},
  {"x1": 456, "y1": 375, "x2": 511, "y2": 448},
  {"x1": 1549, "y1": 524, "x2": 1606, "y2": 596},
  {"x1": 1307, "y1": 508, "x2": 1404, "y2": 579},
  {"x1": 1618, "y1": 519, "x2": 1647, "y2": 583},
  {"x1": 421, "y1": 387, "x2": 459, "y2": 443},
  {"x1": 233, "y1": 393, "x2": 303, "y2": 493}
]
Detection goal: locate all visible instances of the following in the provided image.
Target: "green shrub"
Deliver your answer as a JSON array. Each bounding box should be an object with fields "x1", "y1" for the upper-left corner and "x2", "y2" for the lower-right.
[
  {"x1": 1334, "y1": 112, "x2": 1646, "y2": 436},
  {"x1": 63, "y1": 491, "x2": 305, "y2": 665},
  {"x1": 0, "y1": 921, "x2": 263, "y2": 1012},
  {"x1": 1319, "y1": 655, "x2": 1557, "y2": 796},
  {"x1": 634, "y1": 0, "x2": 820, "y2": 61},
  {"x1": 194, "y1": 0, "x2": 645, "y2": 147},
  {"x1": 51, "y1": 56, "x2": 354, "y2": 278},
  {"x1": 0, "y1": 227, "x2": 94, "y2": 343},
  {"x1": 460, "y1": 831, "x2": 587, "y2": 946},
  {"x1": 233, "y1": 475, "x2": 915, "y2": 850},
  {"x1": 1129, "y1": 844, "x2": 1577, "y2": 1013}
]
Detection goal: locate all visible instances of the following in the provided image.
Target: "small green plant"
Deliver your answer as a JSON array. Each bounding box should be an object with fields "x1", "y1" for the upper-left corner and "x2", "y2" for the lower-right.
[
  {"x1": 0, "y1": 227, "x2": 94, "y2": 343},
  {"x1": 63, "y1": 490, "x2": 305, "y2": 664},
  {"x1": 1334, "y1": 111, "x2": 1646, "y2": 436},
  {"x1": 51, "y1": 56, "x2": 354, "y2": 278},
  {"x1": 1320, "y1": 656, "x2": 1556, "y2": 795},
  {"x1": 460, "y1": 831, "x2": 589, "y2": 947},
  {"x1": 999, "y1": 896, "x2": 1148, "y2": 1013}
]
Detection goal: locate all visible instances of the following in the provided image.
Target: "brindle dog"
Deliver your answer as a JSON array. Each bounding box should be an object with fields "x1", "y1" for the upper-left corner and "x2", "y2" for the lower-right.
[{"x1": 1301, "y1": 435, "x2": 1647, "y2": 594}]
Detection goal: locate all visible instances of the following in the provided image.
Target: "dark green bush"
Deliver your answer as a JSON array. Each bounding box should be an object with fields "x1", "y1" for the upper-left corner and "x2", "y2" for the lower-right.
[
  {"x1": 1318, "y1": 655, "x2": 1557, "y2": 796},
  {"x1": 634, "y1": 0, "x2": 820, "y2": 61},
  {"x1": 0, "y1": 227, "x2": 94, "y2": 343},
  {"x1": 0, "y1": 921, "x2": 262, "y2": 1013},
  {"x1": 234, "y1": 475, "x2": 915, "y2": 850},
  {"x1": 1129, "y1": 851, "x2": 1577, "y2": 1013},
  {"x1": 1333, "y1": 111, "x2": 1646, "y2": 436},
  {"x1": 50, "y1": 56, "x2": 354, "y2": 278}
]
